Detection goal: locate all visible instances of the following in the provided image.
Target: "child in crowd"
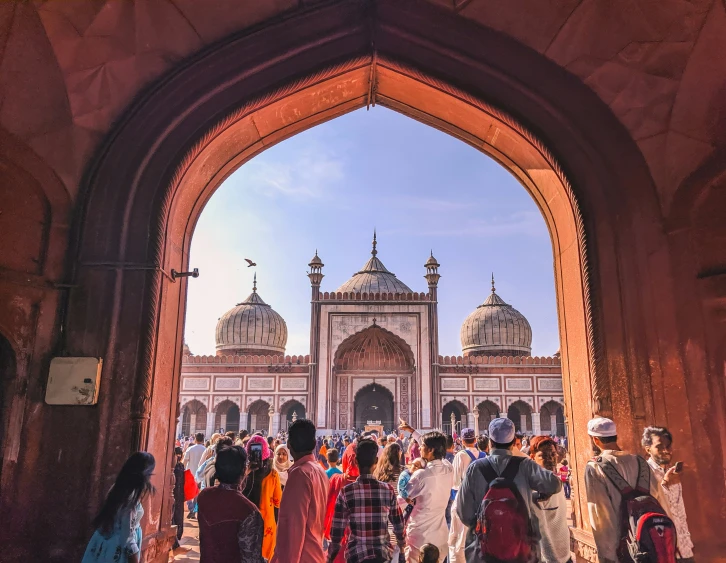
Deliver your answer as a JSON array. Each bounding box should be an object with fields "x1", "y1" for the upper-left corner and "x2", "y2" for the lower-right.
[
  {"x1": 397, "y1": 457, "x2": 427, "y2": 521},
  {"x1": 326, "y1": 448, "x2": 342, "y2": 479},
  {"x1": 419, "y1": 544, "x2": 440, "y2": 563}
]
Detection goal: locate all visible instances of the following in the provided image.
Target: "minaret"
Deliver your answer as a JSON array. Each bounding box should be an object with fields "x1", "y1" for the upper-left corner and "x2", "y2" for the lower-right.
[
  {"x1": 425, "y1": 251, "x2": 441, "y2": 430},
  {"x1": 307, "y1": 251, "x2": 324, "y2": 427}
]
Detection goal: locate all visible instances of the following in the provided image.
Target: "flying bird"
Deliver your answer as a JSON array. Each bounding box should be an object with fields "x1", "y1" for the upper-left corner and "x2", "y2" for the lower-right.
[{"x1": 245, "y1": 259, "x2": 257, "y2": 267}]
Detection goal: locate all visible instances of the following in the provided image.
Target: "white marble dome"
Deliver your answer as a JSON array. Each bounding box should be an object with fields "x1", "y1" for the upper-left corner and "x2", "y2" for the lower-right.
[
  {"x1": 335, "y1": 234, "x2": 413, "y2": 294},
  {"x1": 460, "y1": 279, "x2": 532, "y2": 357},
  {"x1": 215, "y1": 276, "x2": 287, "y2": 355}
]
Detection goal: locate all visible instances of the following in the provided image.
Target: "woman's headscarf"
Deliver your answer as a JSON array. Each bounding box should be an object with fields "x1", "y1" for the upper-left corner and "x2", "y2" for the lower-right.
[
  {"x1": 246, "y1": 434, "x2": 272, "y2": 461},
  {"x1": 274, "y1": 444, "x2": 292, "y2": 487}
]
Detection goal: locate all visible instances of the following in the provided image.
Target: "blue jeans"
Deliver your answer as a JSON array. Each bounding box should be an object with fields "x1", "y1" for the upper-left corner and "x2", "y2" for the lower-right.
[{"x1": 563, "y1": 481, "x2": 571, "y2": 499}]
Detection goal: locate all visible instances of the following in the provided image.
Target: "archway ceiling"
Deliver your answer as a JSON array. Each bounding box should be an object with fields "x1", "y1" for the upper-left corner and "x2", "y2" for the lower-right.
[{"x1": 1, "y1": 0, "x2": 724, "y2": 215}]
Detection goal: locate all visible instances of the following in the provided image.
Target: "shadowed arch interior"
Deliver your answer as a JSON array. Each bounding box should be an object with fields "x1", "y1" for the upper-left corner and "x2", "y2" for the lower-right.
[
  {"x1": 181, "y1": 399, "x2": 207, "y2": 437},
  {"x1": 354, "y1": 383, "x2": 395, "y2": 431},
  {"x1": 247, "y1": 400, "x2": 271, "y2": 433}
]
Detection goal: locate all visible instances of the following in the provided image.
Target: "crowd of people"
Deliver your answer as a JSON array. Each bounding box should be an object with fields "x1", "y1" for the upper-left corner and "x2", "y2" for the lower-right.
[{"x1": 80, "y1": 416, "x2": 694, "y2": 563}]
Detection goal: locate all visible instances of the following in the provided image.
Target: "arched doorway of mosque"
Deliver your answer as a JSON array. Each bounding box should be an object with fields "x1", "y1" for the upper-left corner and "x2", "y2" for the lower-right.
[
  {"x1": 354, "y1": 384, "x2": 394, "y2": 433},
  {"x1": 181, "y1": 400, "x2": 207, "y2": 437},
  {"x1": 442, "y1": 400, "x2": 468, "y2": 435},
  {"x1": 215, "y1": 400, "x2": 240, "y2": 434},
  {"x1": 507, "y1": 400, "x2": 534, "y2": 434},
  {"x1": 0, "y1": 333, "x2": 15, "y2": 486},
  {"x1": 540, "y1": 400, "x2": 566, "y2": 437},
  {"x1": 280, "y1": 400, "x2": 306, "y2": 432},
  {"x1": 60, "y1": 3, "x2": 715, "y2": 560},
  {"x1": 476, "y1": 400, "x2": 501, "y2": 425},
  {"x1": 247, "y1": 400, "x2": 271, "y2": 434}
]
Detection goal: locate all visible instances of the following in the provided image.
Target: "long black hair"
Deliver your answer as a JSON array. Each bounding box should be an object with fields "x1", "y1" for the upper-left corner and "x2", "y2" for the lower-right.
[{"x1": 93, "y1": 452, "x2": 156, "y2": 535}]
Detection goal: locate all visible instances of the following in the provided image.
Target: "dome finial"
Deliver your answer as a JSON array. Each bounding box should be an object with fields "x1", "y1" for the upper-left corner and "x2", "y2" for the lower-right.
[
  {"x1": 372, "y1": 229, "x2": 378, "y2": 257},
  {"x1": 491, "y1": 272, "x2": 495, "y2": 293},
  {"x1": 253, "y1": 272, "x2": 257, "y2": 293}
]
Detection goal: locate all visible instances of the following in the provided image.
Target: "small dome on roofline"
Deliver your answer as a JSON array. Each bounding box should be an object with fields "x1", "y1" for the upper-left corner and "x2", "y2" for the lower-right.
[
  {"x1": 335, "y1": 232, "x2": 414, "y2": 294},
  {"x1": 460, "y1": 275, "x2": 532, "y2": 357},
  {"x1": 215, "y1": 274, "x2": 287, "y2": 356}
]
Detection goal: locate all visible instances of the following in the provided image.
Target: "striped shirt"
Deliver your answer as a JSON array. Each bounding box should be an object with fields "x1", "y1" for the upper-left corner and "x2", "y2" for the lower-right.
[{"x1": 328, "y1": 474, "x2": 406, "y2": 563}]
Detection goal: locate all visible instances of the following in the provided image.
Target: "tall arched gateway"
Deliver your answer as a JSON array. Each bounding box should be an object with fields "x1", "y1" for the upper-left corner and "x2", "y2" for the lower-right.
[{"x1": 0, "y1": 2, "x2": 724, "y2": 561}]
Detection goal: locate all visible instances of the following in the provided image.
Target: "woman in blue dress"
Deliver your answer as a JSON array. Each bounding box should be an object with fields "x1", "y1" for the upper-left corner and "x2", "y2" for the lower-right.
[{"x1": 82, "y1": 452, "x2": 156, "y2": 563}]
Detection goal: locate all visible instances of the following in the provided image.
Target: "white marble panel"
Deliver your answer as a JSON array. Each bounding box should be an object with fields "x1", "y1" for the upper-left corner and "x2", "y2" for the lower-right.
[
  {"x1": 248, "y1": 378, "x2": 274, "y2": 391},
  {"x1": 183, "y1": 378, "x2": 209, "y2": 391},
  {"x1": 474, "y1": 378, "x2": 500, "y2": 391},
  {"x1": 215, "y1": 378, "x2": 242, "y2": 390}
]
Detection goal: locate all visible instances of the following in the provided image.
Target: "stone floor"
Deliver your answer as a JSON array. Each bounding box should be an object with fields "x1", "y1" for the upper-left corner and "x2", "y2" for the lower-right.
[
  {"x1": 170, "y1": 516, "x2": 200, "y2": 562},
  {"x1": 169, "y1": 499, "x2": 575, "y2": 561}
]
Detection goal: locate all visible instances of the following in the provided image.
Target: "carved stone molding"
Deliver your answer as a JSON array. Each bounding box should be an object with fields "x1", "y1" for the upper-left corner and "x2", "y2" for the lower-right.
[{"x1": 570, "y1": 528, "x2": 598, "y2": 563}]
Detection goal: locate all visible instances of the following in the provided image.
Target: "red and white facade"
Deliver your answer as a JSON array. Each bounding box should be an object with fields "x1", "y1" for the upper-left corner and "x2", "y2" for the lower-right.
[{"x1": 179, "y1": 236, "x2": 564, "y2": 437}]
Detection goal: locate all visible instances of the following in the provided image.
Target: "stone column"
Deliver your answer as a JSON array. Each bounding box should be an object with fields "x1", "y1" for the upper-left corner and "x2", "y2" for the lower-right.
[
  {"x1": 240, "y1": 411, "x2": 248, "y2": 432},
  {"x1": 551, "y1": 414, "x2": 558, "y2": 436},
  {"x1": 175, "y1": 415, "x2": 182, "y2": 439},
  {"x1": 520, "y1": 414, "x2": 528, "y2": 433},
  {"x1": 268, "y1": 406, "x2": 275, "y2": 436},
  {"x1": 220, "y1": 414, "x2": 228, "y2": 433},
  {"x1": 272, "y1": 412, "x2": 281, "y2": 436},
  {"x1": 531, "y1": 412, "x2": 541, "y2": 435},
  {"x1": 205, "y1": 411, "x2": 216, "y2": 438},
  {"x1": 473, "y1": 410, "x2": 480, "y2": 437},
  {"x1": 190, "y1": 414, "x2": 197, "y2": 436},
  {"x1": 467, "y1": 412, "x2": 476, "y2": 431}
]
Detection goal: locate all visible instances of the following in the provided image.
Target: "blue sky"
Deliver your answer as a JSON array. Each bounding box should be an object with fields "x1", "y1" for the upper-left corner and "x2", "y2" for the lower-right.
[{"x1": 185, "y1": 107, "x2": 559, "y2": 357}]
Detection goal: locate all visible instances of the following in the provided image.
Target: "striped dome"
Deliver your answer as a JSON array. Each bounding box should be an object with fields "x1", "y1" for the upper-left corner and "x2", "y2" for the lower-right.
[
  {"x1": 335, "y1": 233, "x2": 413, "y2": 294},
  {"x1": 460, "y1": 279, "x2": 532, "y2": 357},
  {"x1": 215, "y1": 276, "x2": 287, "y2": 356}
]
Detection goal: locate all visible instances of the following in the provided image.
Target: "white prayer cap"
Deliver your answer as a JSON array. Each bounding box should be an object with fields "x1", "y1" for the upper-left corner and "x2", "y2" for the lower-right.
[
  {"x1": 587, "y1": 417, "x2": 617, "y2": 437},
  {"x1": 489, "y1": 417, "x2": 516, "y2": 444}
]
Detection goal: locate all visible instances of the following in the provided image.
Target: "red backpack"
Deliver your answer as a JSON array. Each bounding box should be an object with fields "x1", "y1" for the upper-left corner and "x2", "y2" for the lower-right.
[
  {"x1": 596, "y1": 456, "x2": 677, "y2": 562},
  {"x1": 474, "y1": 456, "x2": 536, "y2": 563}
]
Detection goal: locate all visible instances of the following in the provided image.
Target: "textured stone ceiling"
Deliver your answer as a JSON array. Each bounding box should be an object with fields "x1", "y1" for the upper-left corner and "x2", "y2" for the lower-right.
[{"x1": 1, "y1": 0, "x2": 724, "y2": 214}]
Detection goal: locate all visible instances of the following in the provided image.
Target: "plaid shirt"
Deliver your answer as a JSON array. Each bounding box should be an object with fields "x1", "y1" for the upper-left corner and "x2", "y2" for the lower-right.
[{"x1": 328, "y1": 474, "x2": 406, "y2": 563}]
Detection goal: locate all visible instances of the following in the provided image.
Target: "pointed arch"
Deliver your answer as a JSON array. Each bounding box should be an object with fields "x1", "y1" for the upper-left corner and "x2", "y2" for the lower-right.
[
  {"x1": 540, "y1": 400, "x2": 565, "y2": 436},
  {"x1": 334, "y1": 325, "x2": 414, "y2": 373},
  {"x1": 354, "y1": 384, "x2": 394, "y2": 432},
  {"x1": 181, "y1": 400, "x2": 207, "y2": 437},
  {"x1": 507, "y1": 400, "x2": 533, "y2": 434},
  {"x1": 246, "y1": 400, "x2": 271, "y2": 434}
]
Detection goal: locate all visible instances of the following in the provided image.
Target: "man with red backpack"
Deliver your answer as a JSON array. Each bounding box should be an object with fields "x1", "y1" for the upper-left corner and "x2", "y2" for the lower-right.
[
  {"x1": 585, "y1": 417, "x2": 676, "y2": 563},
  {"x1": 456, "y1": 417, "x2": 562, "y2": 562}
]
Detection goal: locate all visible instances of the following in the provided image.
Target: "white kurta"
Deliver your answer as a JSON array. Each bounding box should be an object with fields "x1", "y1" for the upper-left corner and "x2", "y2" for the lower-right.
[
  {"x1": 448, "y1": 447, "x2": 484, "y2": 563},
  {"x1": 404, "y1": 458, "x2": 454, "y2": 554}
]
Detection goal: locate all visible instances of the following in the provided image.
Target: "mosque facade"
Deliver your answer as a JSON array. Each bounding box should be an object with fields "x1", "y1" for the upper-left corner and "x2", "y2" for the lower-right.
[{"x1": 179, "y1": 235, "x2": 564, "y2": 438}]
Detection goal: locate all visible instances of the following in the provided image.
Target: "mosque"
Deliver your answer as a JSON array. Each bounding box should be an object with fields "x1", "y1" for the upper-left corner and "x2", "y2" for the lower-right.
[{"x1": 179, "y1": 234, "x2": 564, "y2": 439}]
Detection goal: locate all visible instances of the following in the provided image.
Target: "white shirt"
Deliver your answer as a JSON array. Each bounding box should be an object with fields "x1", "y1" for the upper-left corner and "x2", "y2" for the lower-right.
[
  {"x1": 531, "y1": 489, "x2": 570, "y2": 563},
  {"x1": 183, "y1": 443, "x2": 207, "y2": 477},
  {"x1": 404, "y1": 458, "x2": 454, "y2": 550},
  {"x1": 647, "y1": 458, "x2": 694, "y2": 558},
  {"x1": 452, "y1": 447, "x2": 482, "y2": 490}
]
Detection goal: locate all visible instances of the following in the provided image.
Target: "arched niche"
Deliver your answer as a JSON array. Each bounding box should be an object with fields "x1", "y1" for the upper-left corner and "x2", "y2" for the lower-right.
[
  {"x1": 442, "y1": 400, "x2": 468, "y2": 435},
  {"x1": 507, "y1": 400, "x2": 534, "y2": 434},
  {"x1": 214, "y1": 400, "x2": 240, "y2": 434},
  {"x1": 181, "y1": 400, "x2": 207, "y2": 437},
  {"x1": 354, "y1": 383, "x2": 394, "y2": 432},
  {"x1": 247, "y1": 400, "x2": 271, "y2": 434},
  {"x1": 476, "y1": 400, "x2": 501, "y2": 424},
  {"x1": 279, "y1": 400, "x2": 306, "y2": 431},
  {"x1": 540, "y1": 400, "x2": 566, "y2": 437}
]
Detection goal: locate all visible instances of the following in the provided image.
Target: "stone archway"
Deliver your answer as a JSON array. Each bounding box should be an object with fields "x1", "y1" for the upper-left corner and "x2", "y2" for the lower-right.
[
  {"x1": 477, "y1": 400, "x2": 500, "y2": 424},
  {"x1": 540, "y1": 400, "x2": 566, "y2": 437},
  {"x1": 442, "y1": 400, "x2": 468, "y2": 435},
  {"x1": 508, "y1": 400, "x2": 534, "y2": 434},
  {"x1": 214, "y1": 400, "x2": 240, "y2": 434},
  {"x1": 247, "y1": 400, "x2": 271, "y2": 434},
  {"x1": 181, "y1": 400, "x2": 207, "y2": 437},
  {"x1": 354, "y1": 384, "x2": 394, "y2": 432},
  {"x1": 279, "y1": 400, "x2": 306, "y2": 432},
  {"x1": 29, "y1": 2, "x2": 724, "y2": 560}
]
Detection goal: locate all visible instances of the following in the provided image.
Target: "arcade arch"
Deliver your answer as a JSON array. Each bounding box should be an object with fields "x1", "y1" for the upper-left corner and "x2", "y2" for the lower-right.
[
  {"x1": 28, "y1": 2, "x2": 723, "y2": 560},
  {"x1": 180, "y1": 400, "x2": 207, "y2": 437},
  {"x1": 215, "y1": 400, "x2": 240, "y2": 434},
  {"x1": 279, "y1": 400, "x2": 306, "y2": 431},
  {"x1": 247, "y1": 400, "x2": 271, "y2": 434},
  {"x1": 442, "y1": 400, "x2": 468, "y2": 435},
  {"x1": 540, "y1": 400, "x2": 566, "y2": 437},
  {"x1": 476, "y1": 400, "x2": 500, "y2": 424},
  {"x1": 507, "y1": 400, "x2": 533, "y2": 434}
]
